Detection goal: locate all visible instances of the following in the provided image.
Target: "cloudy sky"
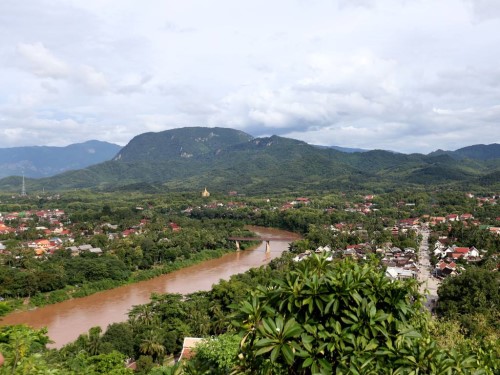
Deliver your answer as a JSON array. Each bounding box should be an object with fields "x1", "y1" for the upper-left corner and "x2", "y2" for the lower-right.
[{"x1": 1, "y1": 0, "x2": 499, "y2": 153}]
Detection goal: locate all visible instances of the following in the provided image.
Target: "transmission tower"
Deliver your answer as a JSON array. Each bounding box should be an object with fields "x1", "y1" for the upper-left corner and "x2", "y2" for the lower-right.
[{"x1": 21, "y1": 173, "x2": 27, "y2": 196}]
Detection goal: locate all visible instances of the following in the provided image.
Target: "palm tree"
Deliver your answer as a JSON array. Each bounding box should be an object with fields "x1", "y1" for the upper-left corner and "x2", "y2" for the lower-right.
[
  {"x1": 139, "y1": 330, "x2": 165, "y2": 363},
  {"x1": 209, "y1": 303, "x2": 227, "y2": 335},
  {"x1": 129, "y1": 303, "x2": 157, "y2": 327},
  {"x1": 86, "y1": 326, "x2": 102, "y2": 356}
]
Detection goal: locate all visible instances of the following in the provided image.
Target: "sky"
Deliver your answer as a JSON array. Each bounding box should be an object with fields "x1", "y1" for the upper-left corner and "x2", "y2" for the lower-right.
[{"x1": 0, "y1": 0, "x2": 499, "y2": 153}]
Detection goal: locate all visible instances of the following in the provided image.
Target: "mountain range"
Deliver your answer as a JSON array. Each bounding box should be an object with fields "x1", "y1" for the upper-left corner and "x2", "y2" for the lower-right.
[
  {"x1": 0, "y1": 140, "x2": 121, "y2": 179},
  {"x1": 0, "y1": 127, "x2": 499, "y2": 194}
]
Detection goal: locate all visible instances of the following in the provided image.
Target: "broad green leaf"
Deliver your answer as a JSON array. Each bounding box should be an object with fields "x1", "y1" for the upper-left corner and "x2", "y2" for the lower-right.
[
  {"x1": 281, "y1": 343, "x2": 295, "y2": 365},
  {"x1": 255, "y1": 345, "x2": 275, "y2": 356}
]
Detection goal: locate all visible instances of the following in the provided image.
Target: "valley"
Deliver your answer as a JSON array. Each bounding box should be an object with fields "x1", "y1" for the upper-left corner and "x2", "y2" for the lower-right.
[
  {"x1": 0, "y1": 186, "x2": 498, "y2": 373},
  {"x1": 0, "y1": 128, "x2": 498, "y2": 374}
]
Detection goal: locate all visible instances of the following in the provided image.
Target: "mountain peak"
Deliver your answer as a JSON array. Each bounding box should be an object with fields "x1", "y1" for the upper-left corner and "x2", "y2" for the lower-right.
[
  {"x1": 428, "y1": 143, "x2": 500, "y2": 160},
  {"x1": 114, "y1": 127, "x2": 253, "y2": 162}
]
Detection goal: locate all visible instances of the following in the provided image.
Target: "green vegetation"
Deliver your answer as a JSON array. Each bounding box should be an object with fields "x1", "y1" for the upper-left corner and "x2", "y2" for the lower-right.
[
  {"x1": 0, "y1": 222, "x2": 251, "y2": 311},
  {"x1": 1, "y1": 128, "x2": 499, "y2": 194},
  {"x1": 0, "y1": 187, "x2": 498, "y2": 373},
  {"x1": 430, "y1": 143, "x2": 500, "y2": 161},
  {"x1": 436, "y1": 265, "x2": 500, "y2": 338},
  {"x1": 1, "y1": 254, "x2": 498, "y2": 374}
]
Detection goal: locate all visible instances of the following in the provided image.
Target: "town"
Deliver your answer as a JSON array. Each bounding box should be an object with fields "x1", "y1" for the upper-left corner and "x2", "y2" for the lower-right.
[
  {"x1": 1, "y1": 190, "x2": 498, "y2": 291},
  {"x1": 0, "y1": 189, "x2": 498, "y2": 374}
]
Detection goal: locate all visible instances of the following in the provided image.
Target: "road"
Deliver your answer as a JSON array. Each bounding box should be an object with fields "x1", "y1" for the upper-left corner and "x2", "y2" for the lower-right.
[{"x1": 416, "y1": 227, "x2": 441, "y2": 311}]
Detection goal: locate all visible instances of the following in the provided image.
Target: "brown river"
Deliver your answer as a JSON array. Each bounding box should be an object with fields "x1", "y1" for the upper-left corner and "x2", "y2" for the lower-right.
[{"x1": 0, "y1": 226, "x2": 299, "y2": 348}]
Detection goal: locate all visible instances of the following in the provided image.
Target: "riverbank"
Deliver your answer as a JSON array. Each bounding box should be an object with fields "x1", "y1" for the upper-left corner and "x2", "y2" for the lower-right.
[
  {"x1": 0, "y1": 227, "x2": 298, "y2": 348},
  {"x1": 0, "y1": 243, "x2": 259, "y2": 316}
]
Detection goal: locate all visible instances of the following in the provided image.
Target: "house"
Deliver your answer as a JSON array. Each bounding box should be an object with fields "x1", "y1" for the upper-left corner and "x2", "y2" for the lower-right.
[
  {"x1": 31, "y1": 239, "x2": 51, "y2": 249},
  {"x1": 436, "y1": 260, "x2": 457, "y2": 276},
  {"x1": 434, "y1": 239, "x2": 447, "y2": 250},
  {"x1": 443, "y1": 247, "x2": 455, "y2": 258},
  {"x1": 399, "y1": 218, "x2": 419, "y2": 227},
  {"x1": 102, "y1": 223, "x2": 119, "y2": 230},
  {"x1": 460, "y1": 213, "x2": 474, "y2": 221},
  {"x1": 453, "y1": 247, "x2": 470, "y2": 255},
  {"x1": 446, "y1": 214, "x2": 459, "y2": 222},
  {"x1": 430, "y1": 216, "x2": 446, "y2": 225},
  {"x1": 294, "y1": 197, "x2": 310, "y2": 205},
  {"x1": 178, "y1": 337, "x2": 204, "y2": 361},
  {"x1": 67, "y1": 246, "x2": 80, "y2": 255},
  {"x1": 89, "y1": 247, "x2": 103, "y2": 255},
  {"x1": 433, "y1": 247, "x2": 443, "y2": 258},
  {"x1": 122, "y1": 229, "x2": 136, "y2": 237},
  {"x1": 293, "y1": 252, "x2": 310, "y2": 262},
  {"x1": 468, "y1": 246, "x2": 480, "y2": 259},
  {"x1": 169, "y1": 222, "x2": 181, "y2": 232},
  {"x1": 391, "y1": 247, "x2": 402, "y2": 254},
  {"x1": 66, "y1": 244, "x2": 102, "y2": 256},
  {"x1": 386, "y1": 267, "x2": 416, "y2": 280},
  {"x1": 35, "y1": 248, "x2": 46, "y2": 257},
  {"x1": 343, "y1": 248, "x2": 358, "y2": 258},
  {"x1": 0, "y1": 223, "x2": 14, "y2": 234},
  {"x1": 281, "y1": 203, "x2": 294, "y2": 211},
  {"x1": 489, "y1": 227, "x2": 500, "y2": 235}
]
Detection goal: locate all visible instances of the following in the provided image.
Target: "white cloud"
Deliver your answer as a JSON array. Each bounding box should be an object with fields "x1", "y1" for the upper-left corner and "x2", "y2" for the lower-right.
[
  {"x1": 116, "y1": 74, "x2": 152, "y2": 94},
  {"x1": 0, "y1": 0, "x2": 498, "y2": 153},
  {"x1": 468, "y1": 0, "x2": 500, "y2": 21},
  {"x1": 17, "y1": 42, "x2": 69, "y2": 78},
  {"x1": 77, "y1": 65, "x2": 109, "y2": 94}
]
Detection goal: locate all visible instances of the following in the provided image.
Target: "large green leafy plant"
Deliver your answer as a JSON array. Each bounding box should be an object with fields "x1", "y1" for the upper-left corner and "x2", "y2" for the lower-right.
[{"x1": 232, "y1": 255, "x2": 490, "y2": 374}]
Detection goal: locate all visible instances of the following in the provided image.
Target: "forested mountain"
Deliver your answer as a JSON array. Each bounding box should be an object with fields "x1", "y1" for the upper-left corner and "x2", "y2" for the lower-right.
[
  {"x1": 0, "y1": 140, "x2": 122, "y2": 178},
  {"x1": 0, "y1": 127, "x2": 499, "y2": 193},
  {"x1": 429, "y1": 143, "x2": 500, "y2": 161},
  {"x1": 114, "y1": 127, "x2": 253, "y2": 162}
]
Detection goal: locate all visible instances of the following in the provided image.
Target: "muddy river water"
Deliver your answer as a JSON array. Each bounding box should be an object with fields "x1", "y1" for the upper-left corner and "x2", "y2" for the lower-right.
[{"x1": 0, "y1": 226, "x2": 299, "y2": 348}]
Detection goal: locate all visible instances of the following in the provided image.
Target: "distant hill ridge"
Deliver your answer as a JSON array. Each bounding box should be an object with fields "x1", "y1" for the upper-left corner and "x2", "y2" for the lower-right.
[
  {"x1": 0, "y1": 140, "x2": 121, "y2": 178},
  {"x1": 0, "y1": 127, "x2": 498, "y2": 193},
  {"x1": 428, "y1": 143, "x2": 500, "y2": 161}
]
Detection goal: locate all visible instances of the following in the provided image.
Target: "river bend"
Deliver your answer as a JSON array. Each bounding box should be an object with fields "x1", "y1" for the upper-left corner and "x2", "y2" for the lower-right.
[{"x1": 0, "y1": 226, "x2": 299, "y2": 348}]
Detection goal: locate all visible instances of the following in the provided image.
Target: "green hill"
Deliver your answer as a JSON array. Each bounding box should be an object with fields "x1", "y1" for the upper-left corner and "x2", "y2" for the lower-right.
[
  {"x1": 428, "y1": 143, "x2": 500, "y2": 161},
  {"x1": 114, "y1": 127, "x2": 253, "y2": 162},
  {"x1": 1, "y1": 127, "x2": 498, "y2": 194}
]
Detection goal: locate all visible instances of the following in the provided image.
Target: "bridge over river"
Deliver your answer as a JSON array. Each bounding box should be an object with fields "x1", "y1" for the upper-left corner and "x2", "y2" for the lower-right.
[
  {"x1": 1, "y1": 226, "x2": 300, "y2": 348},
  {"x1": 228, "y1": 236, "x2": 298, "y2": 253}
]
